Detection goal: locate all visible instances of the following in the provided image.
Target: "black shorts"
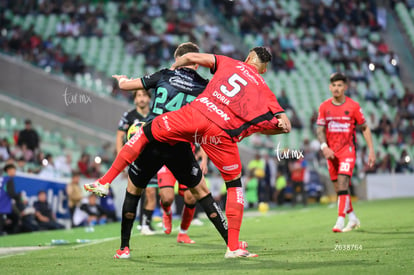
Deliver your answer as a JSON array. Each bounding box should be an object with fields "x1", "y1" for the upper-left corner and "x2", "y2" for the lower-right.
[{"x1": 128, "y1": 141, "x2": 202, "y2": 189}]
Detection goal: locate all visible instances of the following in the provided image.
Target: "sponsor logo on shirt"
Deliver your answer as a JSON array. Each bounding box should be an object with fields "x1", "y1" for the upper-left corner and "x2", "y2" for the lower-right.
[
  {"x1": 222, "y1": 164, "x2": 239, "y2": 171},
  {"x1": 196, "y1": 97, "x2": 230, "y2": 121},
  {"x1": 327, "y1": 121, "x2": 351, "y2": 132},
  {"x1": 169, "y1": 76, "x2": 194, "y2": 91},
  {"x1": 236, "y1": 63, "x2": 261, "y2": 85},
  {"x1": 162, "y1": 115, "x2": 171, "y2": 131}
]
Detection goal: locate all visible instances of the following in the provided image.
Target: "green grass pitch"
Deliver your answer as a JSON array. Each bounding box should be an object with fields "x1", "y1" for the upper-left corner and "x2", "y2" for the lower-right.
[{"x1": 0, "y1": 198, "x2": 413, "y2": 274}]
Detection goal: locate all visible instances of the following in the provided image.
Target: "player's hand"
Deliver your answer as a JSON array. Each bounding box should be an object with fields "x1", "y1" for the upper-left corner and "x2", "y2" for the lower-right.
[
  {"x1": 277, "y1": 118, "x2": 289, "y2": 133},
  {"x1": 112, "y1": 75, "x2": 127, "y2": 82},
  {"x1": 322, "y1": 147, "x2": 335, "y2": 160},
  {"x1": 170, "y1": 63, "x2": 178, "y2": 70},
  {"x1": 368, "y1": 150, "x2": 376, "y2": 168},
  {"x1": 276, "y1": 113, "x2": 291, "y2": 133},
  {"x1": 200, "y1": 159, "x2": 208, "y2": 175}
]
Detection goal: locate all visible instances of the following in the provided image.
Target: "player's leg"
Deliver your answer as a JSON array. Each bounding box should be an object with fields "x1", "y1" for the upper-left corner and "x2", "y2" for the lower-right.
[
  {"x1": 333, "y1": 174, "x2": 351, "y2": 232},
  {"x1": 341, "y1": 156, "x2": 360, "y2": 232},
  {"x1": 165, "y1": 143, "x2": 229, "y2": 246},
  {"x1": 85, "y1": 123, "x2": 153, "y2": 194},
  {"x1": 115, "y1": 146, "x2": 164, "y2": 258},
  {"x1": 177, "y1": 186, "x2": 196, "y2": 244},
  {"x1": 327, "y1": 158, "x2": 344, "y2": 232},
  {"x1": 88, "y1": 107, "x2": 195, "y2": 193},
  {"x1": 158, "y1": 166, "x2": 176, "y2": 235},
  {"x1": 331, "y1": 152, "x2": 357, "y2": 233},
  {"x1": 140, "y1": 185, "x2": 157, "y2": 235},
  {"x1": 200, "y1": 133, "x2": 257, "y2": 258},
  {"x1": 115, "y1": 175, "x2": 143, "y2": 259}
]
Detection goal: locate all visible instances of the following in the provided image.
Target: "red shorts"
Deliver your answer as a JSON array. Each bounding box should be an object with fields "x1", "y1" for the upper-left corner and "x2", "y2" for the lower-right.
[
  {"x1": 326, "y1": 145, "x2": 356, "y2": 181},
  {"x1": 151, "y1": 105, "x2": 241, "y2": 181},
  {"x1": 157, "y1": 166, "x2": 187, "y2": 196}
]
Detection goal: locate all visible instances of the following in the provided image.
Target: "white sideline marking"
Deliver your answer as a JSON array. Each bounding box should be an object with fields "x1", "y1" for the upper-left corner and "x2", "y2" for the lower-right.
[
  {"x1": 0, "y1": 236, "x2": 120, "y2": 258},
  {"x1": 74, "y1": 236, "x2": 119, "y2": 248},
  {"x1": 0, "y1": 246, "x2": 52, "y2": 259}
]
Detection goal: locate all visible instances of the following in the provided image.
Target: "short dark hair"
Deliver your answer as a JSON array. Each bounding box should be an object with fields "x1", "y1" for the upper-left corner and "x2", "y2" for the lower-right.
[
  {"x1": 330, "y1": 73, "x2": 348, "y2": 83},
  {"x1": 250, "y1": 47, "x2": 272, "y2": 63},
  {"x1": 3, "y1": 163, "x2": 16, "y2": 173},
  {"x1": 24, "y1": 119, "x2": 32, "y2": 125},
  {"x1": 174, "y1": 42, "x2": 200, "y2": 58},
  {"x1": 132, "y1": 89, "x2": 151, "y2": 99}
]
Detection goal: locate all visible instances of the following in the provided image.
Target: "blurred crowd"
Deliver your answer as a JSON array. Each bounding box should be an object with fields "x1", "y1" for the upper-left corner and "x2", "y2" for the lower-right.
[
  {"x1": 0, "y1": 119, "x2": 113, "y2": 178},
  {"x1": 0, "y1": 164, "x2": 117, "y2": 235},
  {"x1": 212, "y1": 0, "x2": 401, "y2": 76}
]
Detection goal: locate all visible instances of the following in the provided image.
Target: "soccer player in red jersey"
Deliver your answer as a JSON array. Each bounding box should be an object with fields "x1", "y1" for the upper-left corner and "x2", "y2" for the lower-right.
[
  {"x1": 87, "y1": 47, "x2": 291, "y2": 258},
  {"x1": 317, "y1": 73, "x2": 375, "y2": 233}
]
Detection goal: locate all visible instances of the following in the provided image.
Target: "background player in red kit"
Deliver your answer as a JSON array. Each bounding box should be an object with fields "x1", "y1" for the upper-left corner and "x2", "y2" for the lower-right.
[
  {"x1": 87, "y1": 47, "x2": 291, "y2": 258},
  {"x1": 317, "y1": 73, "x2": 375, "y2": 233}
]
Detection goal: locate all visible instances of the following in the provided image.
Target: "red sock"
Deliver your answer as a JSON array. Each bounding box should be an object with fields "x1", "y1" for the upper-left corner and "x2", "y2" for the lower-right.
[
  {"x1": 346, "y1": 194, "x2": 353, "y2": 214},
  {"x1": 337, "y1": 194, "x2": 347, "y2": 218},
  {"x1": 100, "y1": 129, "x2": 149, "y2": 184},
  {"x1": 161, "y1": 202, "x2": 171, "y2": 215},
  {"x1": 226, "y1": 187, "x2": 244, "y2": 251},
  {"x1": 180, "y1": 204, "x2": 195, "y2": 231}
]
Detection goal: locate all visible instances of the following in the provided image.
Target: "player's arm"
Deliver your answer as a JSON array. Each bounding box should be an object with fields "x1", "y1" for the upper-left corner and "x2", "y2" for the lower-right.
[
  {"x1": 116, "y1": 130, "x2": 125, "y2": 155},
  {"x1": 112, "y1": 75, "x2": 144, "y2": 91},
  {"x1": 198, "y1": 147, "x2": 209, "y2": 175},
  {"x1": 261, "y1": 113, "x2": 291, "y2": 134},
  {"x1": 170, "y1": 53, "x2": 216, "y2": 70},
  {"x1": 317, "y1": 125, "x2": 335, "y2": 160},
  {"x1": 359, "y1": 123, "x2": 376, "y2": 167}
]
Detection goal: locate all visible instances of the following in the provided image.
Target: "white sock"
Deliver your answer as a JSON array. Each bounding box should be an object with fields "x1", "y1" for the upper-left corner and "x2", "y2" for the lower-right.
[
  {"x1": 179, "y1": 229, "x2": 187, "y2": 234},
  {"x1": 348, "y1": 211, "x2": 357, "y2": 221},
  {"x1": 336, "y1": 216, "x2": 345, "y2": 225}
]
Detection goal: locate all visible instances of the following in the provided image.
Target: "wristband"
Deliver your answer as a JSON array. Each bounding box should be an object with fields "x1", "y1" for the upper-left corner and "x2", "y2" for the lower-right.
[{"x1": 320, "y1": 142, "x2": 328, "y2": 150}]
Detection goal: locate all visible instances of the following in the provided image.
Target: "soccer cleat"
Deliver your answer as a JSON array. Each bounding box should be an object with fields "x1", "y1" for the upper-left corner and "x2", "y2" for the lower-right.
[
  {"x1": 177, "y1": 233, "x2": 195, "y2": 244},
  {"x1": 239, "y1": 241, "x2": 248, "y2": 249},
  {"x1": 162, "y1": 211, "x2": 172, "y2": 235},
  {"x1": 224, "y1": 248, "x2": 258, "y2": 258},
  {"x1": 84, "y1": 180, "x2": 109, "y2": 197},
  {"x1": 332, "y1": 222, "x2": 344, "y2": 233},
  {"x1": 114, "y1": 247, "x2": 130, "y2": 259},
  {"x1": 141, "y1": 226, "x2": 156, "y2": 235},
  {"x1": 342, "y1": 218, "x2": 361, "y2": 232},
  {"x1": 191, "y1": 218, "x2": 204, "y2": 226}
]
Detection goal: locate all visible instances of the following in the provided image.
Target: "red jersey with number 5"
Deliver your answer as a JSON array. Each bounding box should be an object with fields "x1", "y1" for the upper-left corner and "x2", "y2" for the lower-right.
[
  {"x1": 316, "y1": 97, "x2": 366, "y2": 153},
  {"x1": 190, "y1": 55, "x2": 284, "y2": 142}
]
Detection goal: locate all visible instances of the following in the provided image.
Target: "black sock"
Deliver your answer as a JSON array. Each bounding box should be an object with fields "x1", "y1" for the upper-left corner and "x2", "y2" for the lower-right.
[
  {"x1": 199, "y1": 193, "x2": 228, "y2": 244},
  {"x1": 142, "y1": 209, "x2": 154, "y2": 228},
  {"x1": 121, "y1": 191, "x2": 141, "y2": 250}
]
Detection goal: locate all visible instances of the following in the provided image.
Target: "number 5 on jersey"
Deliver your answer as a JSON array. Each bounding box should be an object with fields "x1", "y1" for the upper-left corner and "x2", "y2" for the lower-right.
[{"x1": 220, "y1": 73, "x2": 248, "y2": 97}]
